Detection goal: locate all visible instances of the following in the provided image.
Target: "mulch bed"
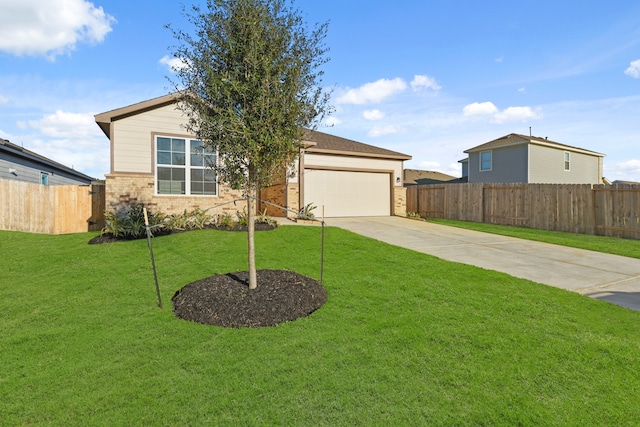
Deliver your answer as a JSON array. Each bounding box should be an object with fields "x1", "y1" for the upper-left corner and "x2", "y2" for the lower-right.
[
  {"x1": 88, "y1": 224, "x2": 324, "y2": 328},
  {"x1": 172, "y1": 270, "x2": 327, "y2": 328},
  {"x1": 88, "y1": 223, "x2": 277, "y2": 245}
]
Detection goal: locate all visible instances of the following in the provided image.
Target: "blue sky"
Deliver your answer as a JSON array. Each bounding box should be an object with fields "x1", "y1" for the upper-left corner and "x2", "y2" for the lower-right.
[{"x1": 1, "y1": 0, "x2": 639, "y2": 181}]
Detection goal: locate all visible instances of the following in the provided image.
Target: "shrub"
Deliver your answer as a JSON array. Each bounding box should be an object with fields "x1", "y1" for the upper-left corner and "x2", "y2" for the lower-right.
[
  {"x1": 164, "y1": 208, "x2": 213, "y2": 231},
  {"x1": 218, "y1": 212, "x2": 235, "y2": 228},
  {"x1": 102, "y1": 204, "x2": 165, "y2": 239},
  {"x1": 298, "y1": 203, "x2": 317, "y2": 219},
  {"x1": 256, "y1": 208, "x2": 277, "y2": 226}
]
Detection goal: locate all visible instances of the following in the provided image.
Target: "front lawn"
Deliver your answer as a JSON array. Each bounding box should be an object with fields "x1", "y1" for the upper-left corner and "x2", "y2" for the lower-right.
[
  {"x1": 1, "y1": 226, "x2": 639, "y2": 425},
  {"x1": 428, "y1": 218, "x2": 640, "y2": 259}
]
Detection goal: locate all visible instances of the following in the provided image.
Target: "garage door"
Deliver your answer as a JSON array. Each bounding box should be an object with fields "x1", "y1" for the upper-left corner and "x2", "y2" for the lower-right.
[{"x1": 303, "y1": 169, "x2": 391, "y2": 217}]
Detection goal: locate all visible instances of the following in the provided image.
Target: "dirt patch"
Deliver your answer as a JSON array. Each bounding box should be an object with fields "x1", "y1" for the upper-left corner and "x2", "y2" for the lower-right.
[{"x1": 172, "y1": 270, "x2": 326, "y2": 328}]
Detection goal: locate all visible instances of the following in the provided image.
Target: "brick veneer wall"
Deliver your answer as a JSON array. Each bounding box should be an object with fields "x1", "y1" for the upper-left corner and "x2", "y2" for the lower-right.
[
  {"x1": 105, "y1": 173, "x2": 246, "y2": 215},
  {"x1": 258, "y1": 181, "x2": 300, "y2": 218},
  {"x1": 394, "y1": 186, "x2": 407, "y2": 217},
  {"x1": 286, "y1": 183, "x2": 300, "y2": 218}
]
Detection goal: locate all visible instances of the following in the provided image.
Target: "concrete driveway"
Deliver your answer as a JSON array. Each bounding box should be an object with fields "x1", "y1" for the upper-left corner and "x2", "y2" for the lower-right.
[{"x1": 327, "y1": 216, "x2": 640, "y2": 312}]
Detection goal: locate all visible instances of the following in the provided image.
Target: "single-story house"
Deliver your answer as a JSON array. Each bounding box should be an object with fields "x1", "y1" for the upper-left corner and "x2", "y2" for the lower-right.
[
  {"x1": 461, "y1": 133, "x2": 605, "y2": 184},
  {"x1": 0, "y1": 137, "x2": 95, "y2": 185},
  {"x1": 403, "y1": 169, "x2": 457, "y2": 186},
  {"x1": 94, "y1": 93, "x2": 411, "y2": 218}
]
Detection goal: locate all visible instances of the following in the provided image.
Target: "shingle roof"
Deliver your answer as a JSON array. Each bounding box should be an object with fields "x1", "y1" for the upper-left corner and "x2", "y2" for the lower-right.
[
  {"x1": 0, "y1": 138, "x2": 96, "y2": 181},
  {"x1": 464, "y1": 133, "x2": 604, "y2": 157},
  {"x1": 404, "y1": 169, "x2": 456, "y2": 185},
  {"x1": 303, "y1": 129, "x2": 411, "y2": 160}
]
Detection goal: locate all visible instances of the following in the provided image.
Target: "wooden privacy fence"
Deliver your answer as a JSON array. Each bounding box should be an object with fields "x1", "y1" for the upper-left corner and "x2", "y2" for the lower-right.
[
  {"x1": 0, "y1": 179, "x2": 105, "y2": 234},
  {"x1": 406, "y1": 183, "x2": 640, "y2": 240}
]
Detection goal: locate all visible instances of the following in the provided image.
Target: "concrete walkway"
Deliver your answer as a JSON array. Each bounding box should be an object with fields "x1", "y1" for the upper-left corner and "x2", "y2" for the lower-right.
[{"x1": 326, "y1": 216, "x2": 640, "y2": 312}]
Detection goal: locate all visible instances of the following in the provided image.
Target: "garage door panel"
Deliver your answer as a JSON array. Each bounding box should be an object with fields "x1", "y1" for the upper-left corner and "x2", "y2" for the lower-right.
[{"x1": 304, "y1": 169, "x2": 390, "y2": 217}]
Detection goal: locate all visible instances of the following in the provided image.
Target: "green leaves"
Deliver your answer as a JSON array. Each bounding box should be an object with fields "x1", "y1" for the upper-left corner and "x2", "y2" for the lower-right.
[{"x1": 167, "y1": 0, "x2": 331, "y2": 192}]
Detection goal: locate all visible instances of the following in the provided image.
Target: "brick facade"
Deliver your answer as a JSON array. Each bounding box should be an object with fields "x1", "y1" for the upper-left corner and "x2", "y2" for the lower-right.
[
  {"x1": 258, "y1": 181, "x2": 300, "y2": 218},
  {"x1": 105, "y1": 173, "x2": 247, "y2": 216},
  {"x1": 393, "y1": 186, "x2": 407, "y2": 217}
]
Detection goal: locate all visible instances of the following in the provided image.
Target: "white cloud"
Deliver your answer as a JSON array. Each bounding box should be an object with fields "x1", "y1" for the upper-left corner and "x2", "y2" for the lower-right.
[
  {"x1": 518, "y1": 87, "x2": 526, "y2": 93},
  {"x1": 410, "y1": 75, "x2": 441, "y2": 91},
  {"x1": 325, "y1": 116, "x2": 342, "y2": 126},
  {"x1": 363, "y1": 109, "x2": 385, "y2": 121},
  {"x1": 17, "y1": 110, "x2": 109, "y2": 178},
  {"x1": 368, "y1": 125, "x2": 402, "y2": 137},
  {"x1": 0, "y1": 0, "x2": 115, "y2": 58},
  {"x1": 462, "y1": 102, "x2": 542, "y2": 124},
  {"x1": 462, "y1": 102, "x2": 498, "y2": 116},
  {"x1": 418, "y1": 160, "x2": 441, "y2": 169},
  {"x1": 336, "y1": 78, "x2": 407, "y2": 105},
  {"x1": 0, "y1": 94, "x2": 8, "y2": 104},
  {"x1": 27, "y1": 110, "x2": 101, "y2": 139},
  {"x1": 495, "y1": 56, "x2": 504, "y2": 63},
  {"x1": 606, "y1": 159, "x2": 640, "y2": 181},
  {"x1": 624, "y1": 59, "x2": 640, "y2": 78},
  {"x1": 492, "y1": 106, "x2": 542, "y2": 124},
  {"x1": 159, "y1": 55, "x2": 190, "y2": 72}
]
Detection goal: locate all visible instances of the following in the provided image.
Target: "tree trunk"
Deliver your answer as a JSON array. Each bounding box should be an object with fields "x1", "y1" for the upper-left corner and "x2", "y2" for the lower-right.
[{"x1": 247, "y1": 192, "x2": 257, "y2": 290}]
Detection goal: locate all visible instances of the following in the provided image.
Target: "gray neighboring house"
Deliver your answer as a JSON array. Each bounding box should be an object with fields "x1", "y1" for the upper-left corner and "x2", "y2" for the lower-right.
[
  {"x1": 461, "y1": 133, "x2": 606, "y2": 184},
  {"x1": 0, "y1": 138, "x2": 95, "y2": 185}
]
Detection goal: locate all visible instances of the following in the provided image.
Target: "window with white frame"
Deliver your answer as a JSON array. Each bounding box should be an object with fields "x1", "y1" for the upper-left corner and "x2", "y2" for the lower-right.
[
  {"x1": 156, "y1": 136, "x2": 217, "y2": 195},
  {"x1": 480, "y1": 150, "x2": 492, "y2": 171},
  {"x1": 564, "y1": 152, "x2": 570, "y2": 171}
]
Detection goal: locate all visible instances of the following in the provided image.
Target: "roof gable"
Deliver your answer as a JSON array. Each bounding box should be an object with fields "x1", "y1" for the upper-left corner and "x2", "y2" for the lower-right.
[
  {"x1": 95, "y1": 93, "x2": 179, "y2": 138},
  {"x1": 465, "y1": 133, "x2": 604, "y2": 157}
]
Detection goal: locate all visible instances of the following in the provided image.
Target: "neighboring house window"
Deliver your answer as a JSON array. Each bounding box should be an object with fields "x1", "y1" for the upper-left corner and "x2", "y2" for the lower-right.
[
  {"x1": 564, "y1": 152, "x2": 570, "y2": 171},
  {"x1": 40, "y1": 172, "x2": 49, "y2": 185},
  {"x1": 156, "y1": 136, "x2": 217, "y2": 195},
  {"x1": 480, "y1": 151, "x2": 492, "y2": 171}
]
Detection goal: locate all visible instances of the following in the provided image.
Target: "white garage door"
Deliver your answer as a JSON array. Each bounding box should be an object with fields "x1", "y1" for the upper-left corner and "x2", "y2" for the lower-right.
[{"x1": 303, "y1": 169, "x2": 391, "y2": 217}]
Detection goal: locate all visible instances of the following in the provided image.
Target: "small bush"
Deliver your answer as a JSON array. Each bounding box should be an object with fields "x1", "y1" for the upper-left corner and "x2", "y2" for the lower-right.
[
  {"x1": 407, "y1": 211, "x2": 423, "y2": 220},
  {"x1": 164, "y1": 208, "x2": 213, "y2": 231},
  {"x1": 102, "y1": 204, "x2": 165, "y2": 239},
  {"x1": 236, "y1": 208, "x2": 249, "y2": 227},
  {"x1": 298, "y1": 203, "x2": 316, "y2": 219},
  {"x1": 256, "y1": 209, "x2": 277, "y2": 226},
  {"x1": 218, "y1": 212, "x2": 235, "y2": 228}
]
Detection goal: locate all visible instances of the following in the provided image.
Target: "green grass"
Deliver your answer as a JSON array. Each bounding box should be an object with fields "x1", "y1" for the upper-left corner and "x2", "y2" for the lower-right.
[
  {"x1": 2, "y1": 226, "x2": 640, "y2": 425},
  {"x1": 428, "y1": 218, "x2": 640, "y2": 259}
]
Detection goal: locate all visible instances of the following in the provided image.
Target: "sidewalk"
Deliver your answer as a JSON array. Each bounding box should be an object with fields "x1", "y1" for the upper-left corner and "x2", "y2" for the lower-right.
[{"x1": 326, "y1": 216, "x2": 640, "y2": 312}]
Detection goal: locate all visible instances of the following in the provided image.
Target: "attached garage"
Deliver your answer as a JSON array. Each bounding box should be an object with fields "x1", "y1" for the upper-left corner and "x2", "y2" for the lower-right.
[
  {"x1": 303, "y1": 169, "x2": 391, "y2": 217},
  {"x1": 297, "y1": 130, "x2": 412, "y2": 218}
]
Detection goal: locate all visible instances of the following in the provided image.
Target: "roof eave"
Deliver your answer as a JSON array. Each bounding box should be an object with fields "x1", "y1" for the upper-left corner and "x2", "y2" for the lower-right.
[
  {"x1": 94, "y1": 93, "x2": 180, "y2": 138},
  {"x1": 306, "y1": 147, "x2": 412, "y2": 161}
]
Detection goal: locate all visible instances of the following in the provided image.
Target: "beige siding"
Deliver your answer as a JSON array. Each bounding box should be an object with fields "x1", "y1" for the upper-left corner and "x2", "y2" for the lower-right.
[
  {"x1": 303, "y1": 153, "x2": 403, "y2": 185},
  {"x1": 529, "y1": 145, "x2": 601, "y2": 184},
  {"x1": 113, "y1": 104, "x2": 189, "y2": 173}
]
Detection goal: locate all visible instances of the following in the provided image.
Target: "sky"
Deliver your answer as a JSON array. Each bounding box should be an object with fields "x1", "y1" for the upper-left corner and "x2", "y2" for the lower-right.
[{"x1": 0, "y1": 0, "x2": 639, "y2": 181}]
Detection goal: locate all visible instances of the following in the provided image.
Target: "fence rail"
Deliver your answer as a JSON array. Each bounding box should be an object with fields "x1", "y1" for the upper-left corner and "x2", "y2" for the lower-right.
[
  {"x1": 0, "y1": 179, "x2": 105, "y2": 234},
  {"x1": 406, "y1": 183, "x2": 640, "y2": 240}
]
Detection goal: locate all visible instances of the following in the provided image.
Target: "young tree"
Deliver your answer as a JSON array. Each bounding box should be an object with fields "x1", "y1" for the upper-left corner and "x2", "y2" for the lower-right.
[{"x1": 167, "y1": 0, "x2": 331, "y2": 289}]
